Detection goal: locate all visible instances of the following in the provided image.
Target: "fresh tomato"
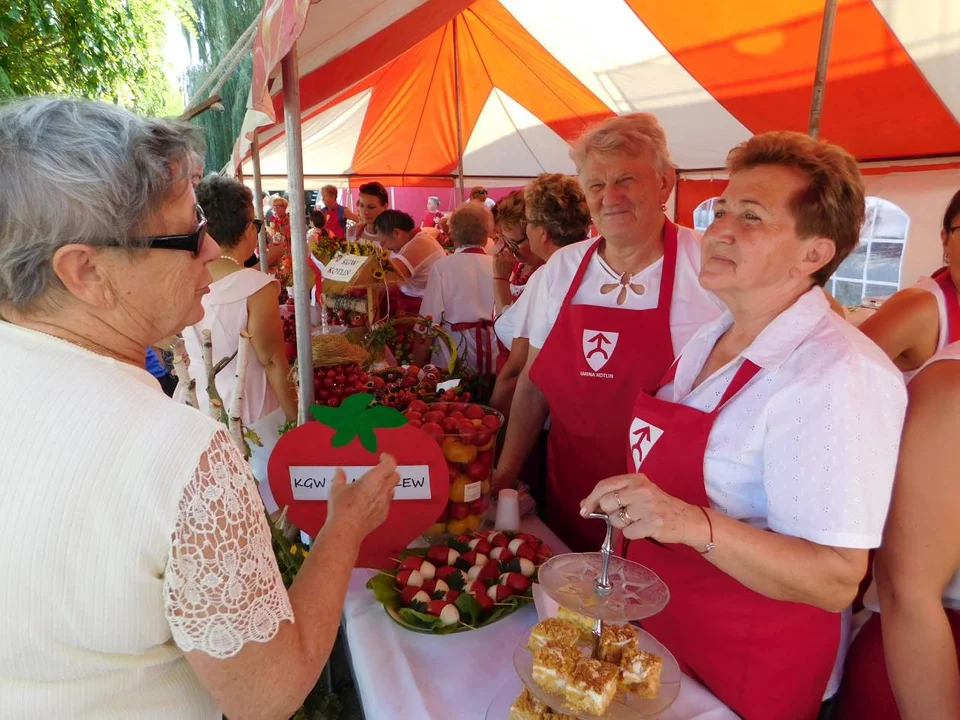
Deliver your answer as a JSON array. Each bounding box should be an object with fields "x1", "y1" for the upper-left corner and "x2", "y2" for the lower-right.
[
  {"x1": 448, "y1": 502, "x2": 470, "y2": 520},
  {"x1": 464, "y1": 405, "x2": 486, "y2": 420}
]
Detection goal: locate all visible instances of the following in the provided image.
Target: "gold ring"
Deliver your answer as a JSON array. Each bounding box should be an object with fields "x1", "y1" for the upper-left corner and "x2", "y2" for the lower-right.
[{"x1": 617, "y1": 507, "x2": 634, "y2": 525}]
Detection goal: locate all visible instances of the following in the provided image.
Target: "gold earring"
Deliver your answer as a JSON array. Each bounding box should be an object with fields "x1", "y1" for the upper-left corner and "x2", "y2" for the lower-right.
[{"x1": 660, "y1": 203, "x2": 667, "y2": 212}]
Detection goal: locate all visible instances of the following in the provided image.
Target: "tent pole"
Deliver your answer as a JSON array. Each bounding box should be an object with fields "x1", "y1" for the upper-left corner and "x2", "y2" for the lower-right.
[
  {"x1": 808, "y1": 0, "x2": 838, "y2": 139},
  {"x1": 453, "y1": 18, "x2": 465, "y2": 203},
  {"x1": 251, "y1": 133, "x2": 269, "y2": 273},
  {"x1": 282, "y1": 44, "x2": 314, "y2": 424}
]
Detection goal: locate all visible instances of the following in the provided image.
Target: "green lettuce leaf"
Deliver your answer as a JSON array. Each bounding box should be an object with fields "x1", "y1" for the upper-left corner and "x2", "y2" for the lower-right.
[
  {"x1": 365, "y1": 573, "x2": 400, "y2": 609},
  {"x1": 454, "y1": 592, "x2": 482, "y2": 626},
  {"x1": 398, "y1": 607, "x2": 445, "y2": 630}
]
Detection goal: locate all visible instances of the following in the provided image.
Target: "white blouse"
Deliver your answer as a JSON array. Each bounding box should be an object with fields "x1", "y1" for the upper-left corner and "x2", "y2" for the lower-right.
[
  {"x1": 0, "y1": 322, "x2": 292, "y2": 718},
  {"x1": 658, "y1": 287, "x2": 907, "y2": 548},
  {"x1": 526, "y1": 225, "x2": 725, "y2": 350},
  {"x1": 494, "y1": 266, "x2": 545, "y2": 350}
]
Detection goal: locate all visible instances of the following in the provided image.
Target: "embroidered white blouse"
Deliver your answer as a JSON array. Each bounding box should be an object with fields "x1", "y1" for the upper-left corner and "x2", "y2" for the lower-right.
[{"x1": 0, "y1": 321, "x2": 292, "y2": 718}]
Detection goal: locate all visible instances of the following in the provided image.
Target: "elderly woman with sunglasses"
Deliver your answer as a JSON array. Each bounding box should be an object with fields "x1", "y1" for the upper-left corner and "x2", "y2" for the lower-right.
[
  {"x1": 176, "y1": 175, "x2": 297, "y2": 507},
  {"x1": 0, "y1": 98, "x2": 399, "y2": 719}
]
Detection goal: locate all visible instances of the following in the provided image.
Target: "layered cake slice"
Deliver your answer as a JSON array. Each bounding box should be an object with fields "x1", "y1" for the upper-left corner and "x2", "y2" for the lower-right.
[
  {"x1": 531, "y1": 644, "x2": 581, "y2": 697},
  {"x1": 508, "y1": 687, "x2": 549, "y2": 720},
  {"x1": 526, "y1": 618, "x2": 580, "y2": 652},
  {"x1": 597, "y1": 622, "x2": 639, "y2": 665},
  {"x1": 563, "y1": 658, "x2": 620, "y2": 716},
  {"x1": 619, "y1": 645, "x2": 663, "y2": 699}
]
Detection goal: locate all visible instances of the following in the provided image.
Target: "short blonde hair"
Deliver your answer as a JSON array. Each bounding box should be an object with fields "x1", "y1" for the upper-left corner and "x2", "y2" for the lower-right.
[
  {"x1": 570, "y1": 113, "x2": 673, "y2": 176},
  {"x1": 495, "y1": 190, "x2": 525, "y2": 231},
  {"x1": 321, "y1": 184, "x2": 337, "y2": 198},
  {"x1": 525, "y1": 174, "x2": 591, "y2": 247},
  {"x1": 449, "y1": 203, "x2": 491, "y2": 248},
  {"x1": 726, "y1": 131, "x2": 865, "y2": 286}
]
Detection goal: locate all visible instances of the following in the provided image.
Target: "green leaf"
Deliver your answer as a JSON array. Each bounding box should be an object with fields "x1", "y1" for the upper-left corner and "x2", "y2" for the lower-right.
[
  {"x1": 340, "y1": 392, "x2": 375, "y2": 417},
  {"x1": 454, "y1": 592, "x2": 482, "y2": 626},
  {"x1": 331, "y1": 426, "x2": 357, "y2": 448},
  {"x1": 365, "y1": 573, "x2": 400, "y2": 609},
  {"x1": 310, "y1": 404, "x2": 344, "y2": 427},
  {"x1": 363, "y1": 405, "x2": 408, "y2": 429},
  {"x1": 357, "y1": 425, "x2": 378, "y2": 454},
  {"x1": 398, "y1": 607, "x2": 445, "y2": 630},
  {"x1": 446, "y1": 571, "x2": 466, "y2": 591}
]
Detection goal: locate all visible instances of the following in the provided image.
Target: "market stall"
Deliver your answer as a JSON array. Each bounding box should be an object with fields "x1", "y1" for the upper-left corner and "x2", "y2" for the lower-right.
[{"x1": 342, "y1": 517, "x2": 739, "y2": 720}]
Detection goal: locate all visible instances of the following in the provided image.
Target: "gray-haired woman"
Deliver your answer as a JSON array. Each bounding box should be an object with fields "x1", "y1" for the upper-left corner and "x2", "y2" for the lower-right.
[
  {"x1": 0, "y1": 97, "x2": 398, "y2": 719},
  {"x1": 492, "y1": 112, "x2": 725, "y2": 553}
]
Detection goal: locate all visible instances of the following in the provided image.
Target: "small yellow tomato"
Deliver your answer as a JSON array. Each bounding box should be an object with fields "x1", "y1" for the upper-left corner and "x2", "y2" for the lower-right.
[
  {"x1": 445, "y1": 519, "x2": 468, "y2": 535},
  {"x1": 464, "y1": 514, "x2": 481, "y2": 531}
]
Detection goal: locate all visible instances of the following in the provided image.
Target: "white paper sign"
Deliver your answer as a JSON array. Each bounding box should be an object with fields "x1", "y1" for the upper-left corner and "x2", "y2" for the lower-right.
[
  {"x1": 321, "y1": 253, "x2": 367, "y2": 282},
  {"x1": 290, "y1": 465, "x2": 431, "y2": 501},
  {"x1": 464, "y1": 481, "x2": 482, "y2": 503},
  {"x1": 436, "y1": 379, "x2": 461, "y2": 392}
]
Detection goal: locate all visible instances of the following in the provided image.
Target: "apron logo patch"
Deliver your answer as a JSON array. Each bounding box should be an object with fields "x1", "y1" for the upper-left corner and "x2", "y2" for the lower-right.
[
  {"x1": 629, "y1": 417, "x2": 664, "y2": 471},
  {"x1": 582, "y1": 329, "x2": 619, "y2": 372}
]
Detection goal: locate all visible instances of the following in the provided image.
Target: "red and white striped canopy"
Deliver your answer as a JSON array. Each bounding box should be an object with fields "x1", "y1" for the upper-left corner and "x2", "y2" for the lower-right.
[{"x1": 234, "y1": 0, "x2": 960, "y2": 184}]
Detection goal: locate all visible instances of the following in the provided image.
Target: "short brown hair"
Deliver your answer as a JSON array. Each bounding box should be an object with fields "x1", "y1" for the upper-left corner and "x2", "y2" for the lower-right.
[
  {"x1": 448, "y1": 204, "x2": 490, "y2": 248},
  {"x1": 321, "y1": 184, "x2": 337, "y2": 198},
  {"x1": 495, "y1": 190, "x2": 526, "y2": 231},
  {"x1": 525, "y1": 173, "x2": 592, "y2": 247},
  {"x1": 470, "y1": 186, "x2": 488, "y2": 199},
  {"x1": 726, "y1": 131, "x2": 865, "y2": 286}
]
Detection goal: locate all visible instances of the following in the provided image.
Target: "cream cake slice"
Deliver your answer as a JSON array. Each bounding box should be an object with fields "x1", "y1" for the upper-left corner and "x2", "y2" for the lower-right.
[
  {"x1": 526, "y1": 618, "x2": 580, "y2": 652},
  {"x1": 619, "y1": 645, "x2": 663, "y2": 699},
  {"x1": 597, "y1": 622, "x2": 639, "y2": 665},
  {"x1": 531, "y1": 644, "x2": 581, "y2": 697},
  {"x1": 508, "y1": 687, "x2": 549, "y2": 720},
  {"x1": 557, "y1": 606, "x2": 595, "y2": 639},
  {"x1": 563, "y1": 658, "x2": 620, "y2": 716}
]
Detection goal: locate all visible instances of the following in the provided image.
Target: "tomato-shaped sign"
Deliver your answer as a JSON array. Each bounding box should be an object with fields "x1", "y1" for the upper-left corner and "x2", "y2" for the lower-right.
[{"x1": 268, "y1": 394, "x2": 449, "y2": 569}]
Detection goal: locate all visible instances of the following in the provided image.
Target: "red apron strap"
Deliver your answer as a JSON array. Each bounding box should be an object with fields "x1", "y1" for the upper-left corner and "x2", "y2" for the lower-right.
[
  {"x1": 933, "y1": 268, "x2": 960, "y2": 344},
  {"x1": 657, "y1": 219, "x2": 679, "y2": 310},
  {"x1": 450, "y1": 319, "x2": 495, "y2": 375},
  {"x1": 713, "y1": 359, "x2": 762, "y2": 412},
  {"x1": 559, "y1": 238, "x2": 602, "y2": 307}
]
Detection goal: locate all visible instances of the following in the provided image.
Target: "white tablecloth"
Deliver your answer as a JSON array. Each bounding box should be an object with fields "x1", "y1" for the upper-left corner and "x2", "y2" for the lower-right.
[{"x1": 342, "y1": 517, "x2": 738, "y2": 720}]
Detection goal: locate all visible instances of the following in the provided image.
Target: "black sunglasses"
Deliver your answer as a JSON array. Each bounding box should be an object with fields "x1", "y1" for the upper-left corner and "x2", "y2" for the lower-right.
[{"x1": 133, "y1": 205, "x2": 208, "y2": 256}]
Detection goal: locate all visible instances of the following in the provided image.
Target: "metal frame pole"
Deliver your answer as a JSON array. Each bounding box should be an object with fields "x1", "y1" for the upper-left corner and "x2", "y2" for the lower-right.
[
  {"x1": 251, "y1": 132, "x2": 269, "y2": 273},
  {"x1": 453, "y1": 18, "x2": 465, "y2": 204},
  {"x1": 808, "y1": 0, "x2": 839, "y2": 139},
  {"x1": 282, "y1": 45, "x2": 314, "y2": 423}
]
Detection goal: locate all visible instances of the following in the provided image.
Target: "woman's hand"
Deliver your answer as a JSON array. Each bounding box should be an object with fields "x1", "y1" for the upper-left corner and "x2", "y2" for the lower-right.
[
  {"x1": 326, "y1": 454, "x2": 399, "y2": 543},
  {"x1": 580, "y1": 473, "x2": 705, "y2": 546},
  {"x1": 494, "y1": 250, "x2": 516, "y2": 279}
]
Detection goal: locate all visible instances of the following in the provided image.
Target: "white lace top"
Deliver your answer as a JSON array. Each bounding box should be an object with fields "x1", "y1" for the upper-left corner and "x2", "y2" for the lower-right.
[{"x1": 0, "y1": 321, "x2": 293, "y2": 718}]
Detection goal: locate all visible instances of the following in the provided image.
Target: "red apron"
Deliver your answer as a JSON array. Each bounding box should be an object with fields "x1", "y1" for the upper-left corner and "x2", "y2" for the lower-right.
[
  {"x1": 833, "y1": 609, "x2": 960, "y2": 719},
  {"x1": 530, "y1": 222, "x2": 679, "y2": 552},
  {"x1": 931, "y1": 266, "x2": 960, "y2": 344},
  {"x1": 624, "y1": 359, "x2": 841, "y2": 720},
  {"x1": 449, "y1": 246, "x2": 496, "y2": 376}
]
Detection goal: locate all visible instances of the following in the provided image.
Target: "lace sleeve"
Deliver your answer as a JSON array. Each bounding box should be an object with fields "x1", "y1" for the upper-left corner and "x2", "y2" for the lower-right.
[{"x1": 164, "y1": 429, "x2": 294, "y2": 658}]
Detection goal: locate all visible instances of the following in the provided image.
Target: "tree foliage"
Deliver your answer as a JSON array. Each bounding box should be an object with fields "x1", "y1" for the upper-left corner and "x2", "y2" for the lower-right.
[
  {"x1": 0, "y1": 0, "x2": 190, "y2": 115},
  {"x1": 183, "y1": 0, "x2": 261, "y2": 173}
]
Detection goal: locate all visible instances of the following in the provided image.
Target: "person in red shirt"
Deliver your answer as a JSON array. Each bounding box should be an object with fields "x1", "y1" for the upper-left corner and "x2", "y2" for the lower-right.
[
  {"x1": 420, "y1": 196, "x2": 443, "y2": 229},
  {"x1": 319, "y1": 184, "x2": 358, "y2": 240}
]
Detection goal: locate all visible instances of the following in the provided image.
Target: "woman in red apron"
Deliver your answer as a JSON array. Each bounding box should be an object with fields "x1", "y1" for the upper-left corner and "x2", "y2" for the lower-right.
[
  {"x1": 492, "y1": 114, "x2": 725, "y2": 553},
  {"x1": 832, "y1": 346, "x2": 960, "y2": 720},
  {"x1": 861, "y1": 189, "x2": 960, "y2": 381},
  {"x1": 581, "y1": 132, "x2": 909, "y2": 720}
]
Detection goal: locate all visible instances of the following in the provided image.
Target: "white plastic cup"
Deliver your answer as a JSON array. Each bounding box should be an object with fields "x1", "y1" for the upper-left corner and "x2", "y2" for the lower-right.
[{"x1": 495, "y1": 489, "x2": 521, "y2": 532}]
